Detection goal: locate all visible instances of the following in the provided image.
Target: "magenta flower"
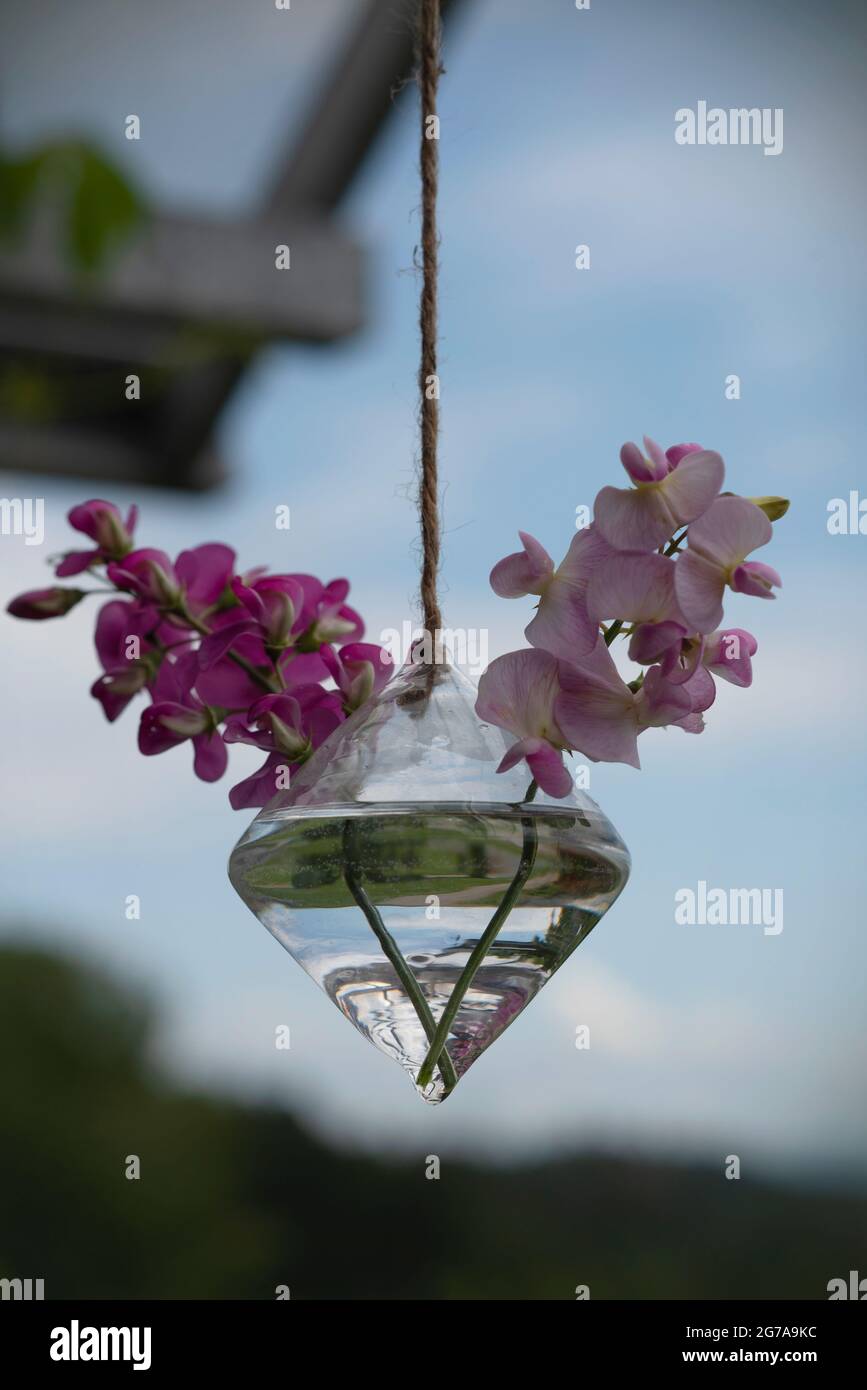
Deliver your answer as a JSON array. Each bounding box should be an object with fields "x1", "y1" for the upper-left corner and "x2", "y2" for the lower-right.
[
  {"x1": 55, "y1": 500, "x2": 137, "y2": 577},
  {"x1": 107, "y1": 548, "x2": 182, "y2": 607},
  {"x1": 702, "y1": 628, "x2": 758, "y2": 687},
  {"x1": 198, "y1": 574, "x2": 306, "y2": 668},
  {"x1": 90, "y1": 599, "x2": 162, "y2": 722},
  {"x1": 476, "y1": 648, "x2": 573, "y2": 797},
  {"x1": 174, "y1": 543, "x2": 236, "y2": 619},
  {"x1": 594, "y1": 437, "x2": 724, "y2": 551},
  {"x1": 490, "y1": 527, "x2": 609, "y2": 660},
  {"x1": 321, "y1": 642, "x2": 394, "y2": 712},
  {"x1": 554, "y1": 641, "x2": 713, "y2": 770},
  {"x1": 194, "y1": 642, "x2": 329, "y2": 710},
  {"x1": 3, "y1": 496, "x2": 391, "y2": 807},
  {"x1": 294, "y1": 576, "x2": 364, "y2": 648},
  {"x1": 138, "y1": 652, "x2": 228, "y2": 782},
  {"x1": 7, "y1": 586, "x2": 86, "y2": 620},
  {"x1": 224, "y1": 687, "x2": 344, "y2": 809},
  {"x1": 675, "y1": 496, "x2": 781, "y2": 632},
  {"x1": 198, "y1": 572, "x2": 363, "y2": 686}
]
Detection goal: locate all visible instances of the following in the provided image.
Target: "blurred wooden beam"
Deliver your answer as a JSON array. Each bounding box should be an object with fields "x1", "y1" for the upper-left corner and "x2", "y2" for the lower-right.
[
  {"x1": 267, "y1": 0, "x2": 466, "y2": 213},
  {"x1": 0, "y1": 210, "x2": 363, "y2": 346}
]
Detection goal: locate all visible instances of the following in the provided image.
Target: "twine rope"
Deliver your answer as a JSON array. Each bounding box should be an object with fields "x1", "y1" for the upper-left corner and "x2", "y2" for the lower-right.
[{"x1": 417, "y1": 0, "x2": 443, "y2": 638}]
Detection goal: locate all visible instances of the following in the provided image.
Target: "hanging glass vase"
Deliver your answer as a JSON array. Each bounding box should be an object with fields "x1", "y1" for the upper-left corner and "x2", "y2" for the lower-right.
[{"x1": 228, "y1": 653, "x2": 630, "y2": 1102}]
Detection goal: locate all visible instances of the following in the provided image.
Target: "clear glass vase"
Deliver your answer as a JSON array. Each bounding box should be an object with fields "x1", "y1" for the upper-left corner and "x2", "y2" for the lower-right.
[{"x1": 228, "y1": 655, "x2": 630, "y2": 1102}]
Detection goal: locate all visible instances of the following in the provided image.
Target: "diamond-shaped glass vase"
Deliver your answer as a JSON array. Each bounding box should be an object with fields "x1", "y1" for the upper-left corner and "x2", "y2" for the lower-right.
[{"x1": 228, "y1": 655, "x2": 630, "y2": 1102}]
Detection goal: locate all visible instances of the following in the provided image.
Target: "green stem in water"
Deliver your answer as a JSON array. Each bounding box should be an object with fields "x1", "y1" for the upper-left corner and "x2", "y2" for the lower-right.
[
  {"x1": 415, "y1": 779, "x2": 539, "y2": 1091},
  {"x1": 342, "y1": 818, "x2": 458, "y2": 1096}
]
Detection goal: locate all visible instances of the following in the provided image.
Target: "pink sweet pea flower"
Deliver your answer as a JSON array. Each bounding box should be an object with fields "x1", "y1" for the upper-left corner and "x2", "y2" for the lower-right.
[
  {"x1": 199, "y1": 573, "x2": 362, "y2": 677},
  {"x1": 107, "y1": 548, "x2": 182, "y2": 607},
  {"x1": 594, "y1": 436, "x2": 724, "y2": 552},
  {"x1": 138, "y1": 651, "x2": 228, "y2": 781},
  {"x1": 585, "y1": 551, "x2": 701, "y2": 679},
  {"x1": 476, "y1": 648, "x2": 573, "y2": 797},
  {"x1": 198, "y1": 575, "x2": 306, "y2": 667},
  {"x1": 665, "y1": 443, "x2": 704, "y2": 468},
  {"x1": 554, "y1": 641, "x2": 713, "y2": 769},
  {"x1": 490, "y1": 527, "x2": 609, "y2": 660},
  {"x1": 224, "y1": 687, "x2": 344, "y2": 810},
  {"x1": 490, "y1": 531, "x2": 555, "y2": 598},
  {"x1": 675, "y1": 496, "x2": 781, "y2": 633},
  {"x1": 194, "y1": 641, "x2": 328, "y2": 710},
  {"x1": 174, "y1": 543, "x2": 236, "y2": 618},
  {"x1": 55, "y1": 500, "x2": 137, "y2": 577},
  {"x1": 702, "y1": 628, "x2": 758, "y2": 687},
  {"x1": 294, "y1": 576, "x2": 364, "y2": 648},
  {"x1": 321, "y1": 642, "x2": 394, "y2": 712},
  {"x1": 90, "y1": 599, "x2": 163, "y2": 721},
  {"x1": 7, "y1": 587, "x2": 86, "y2": 620}
]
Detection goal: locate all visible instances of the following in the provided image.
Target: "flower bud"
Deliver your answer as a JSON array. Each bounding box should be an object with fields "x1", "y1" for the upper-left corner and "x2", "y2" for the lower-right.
[
  {"x1": 748, "y1": 496, "x2": 790, "y2": 522},
  {"x1": 344, "y1": 660, "x2": 375, "y2": 711},
  {"x1": 297, "y1": 615, "x2": 357, "y2": 651},
  {"x1": 68, "y1": 500, "x2": 137, "y2": 557},
  {"x1": 6, "y1": 587, "x2": 86, "y2": 620},
  {"x1": 262, "y1": 589, "x2": 297, "y2": 647},
  {"x1": 266, "y1": 712, "x2": 310, "y2": 760}
]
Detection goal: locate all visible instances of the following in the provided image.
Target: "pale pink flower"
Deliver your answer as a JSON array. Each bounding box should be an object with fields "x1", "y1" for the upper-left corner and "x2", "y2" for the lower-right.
[
  {"x1": 585, "y1": 551, "x2": 701, "y2": 680},
  {"x1": 554, "y1": 641, "x2": 714, "y2": 769},
  {"x1": 675, "y1": 496, "x2": 781, "y2": 632},
  {"x1": 594, "y1": 436, "x2": 724, "y2": 551},
  {"x1": 490, "y1": 527, "x2": 610, "y2": 660},
  {"x1": 702, "y1": 628, "x2": 758, "y2": 687},
  {"x1": 476, "y1": 648, "x2": 573, "y2": 797}
]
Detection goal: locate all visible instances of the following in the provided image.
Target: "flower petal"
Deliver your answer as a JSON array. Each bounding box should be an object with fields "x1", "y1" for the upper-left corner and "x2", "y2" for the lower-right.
[
  {"x1": 658, "y1": 449, "x2": 725, "y2": 527},
  {"x1": 490, "y1": 531, "x2": 554, "y2": 598},
  {"x1": 673, "y1": 551, "x2": 727, "y2": 633},
  {"x1": 665, "y1": 442, "x2": 703, "y2": 468},
  {"x1": 175, "y1": 543, "x2": 236, "y2": 610},
  {"x1": 525, "y1": 742, "x2": 573, "y2": 797},
  {"x1": 476, "y1": 648, "x2": 565, "y2": 745},
  {"x1": 55, "y1": 548, "x2": 99, "y2": 577},
  {"x1": 229, "y1": 753, "x2": 288, "y2": 810},
  {"x1": 680, "y1": 664, "x2": 716, "y2": 714},
  {"x1": 730, "y1": 560, "x2": 781, "y2": 599},
  {"x1": 198, "y1": 619, "x2": 256, "y2": 669},
  {"x1": 280, "y1": 649, "x2": 330, "y2": 688},
  {"x1": 687, "y1": 495, "x2": 771, "y2": 568},
  {"x1": 498, "y1": 736, "x2": 572, "y2": 798},
  {"x1": 587, "y1": 551, "x2": 680, "y2": 624},
  {"x1": 620, "y1": 441, "x2": 662, "y2": 484},
  {"x1": 554, "y1": 660, "x2": 640, "y2": 768},
  {"x1": 594, "y1": 483, "x2": 677, "y2": 551},
  {"x1": 703, "y1": 628, "x2": 757, "y2": 687},
  {"x1": 525, "y1": 525, "x2": 609, "y2": 658},
  {"x1": 643, "y1": 436, "x2": 670, "y2": 478},
  {"x1": 638, "y1": 667, "x2": 695, "y2": 727},
  {"x1": 193, "y1": 729, "x2": 228, "y2": 782}
]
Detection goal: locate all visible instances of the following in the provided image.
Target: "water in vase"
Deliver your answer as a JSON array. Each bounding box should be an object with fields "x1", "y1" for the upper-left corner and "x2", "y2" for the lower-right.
[{"x1": 229, "y1": 801, "x2": 630, "y2": 1102}]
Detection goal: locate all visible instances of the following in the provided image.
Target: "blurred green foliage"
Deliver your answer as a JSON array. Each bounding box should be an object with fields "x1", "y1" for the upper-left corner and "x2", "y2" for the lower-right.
[
  {"x1": 0, "y1": 139, "x2": 145, "y2": 273},
  {"x1": 0, "y1": 942, "x2": 864, "y2": 1300}
]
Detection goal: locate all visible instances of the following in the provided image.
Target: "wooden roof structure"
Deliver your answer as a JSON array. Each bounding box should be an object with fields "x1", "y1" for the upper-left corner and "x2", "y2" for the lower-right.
[{"x1": 0, "y1": 0, "x2": 465, "y2": 489}]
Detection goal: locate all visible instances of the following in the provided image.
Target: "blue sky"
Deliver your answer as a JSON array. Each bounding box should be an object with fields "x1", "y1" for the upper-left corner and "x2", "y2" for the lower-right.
[{"x1": 1, "y1": 0, "x2": 865, "y2": 1178}]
